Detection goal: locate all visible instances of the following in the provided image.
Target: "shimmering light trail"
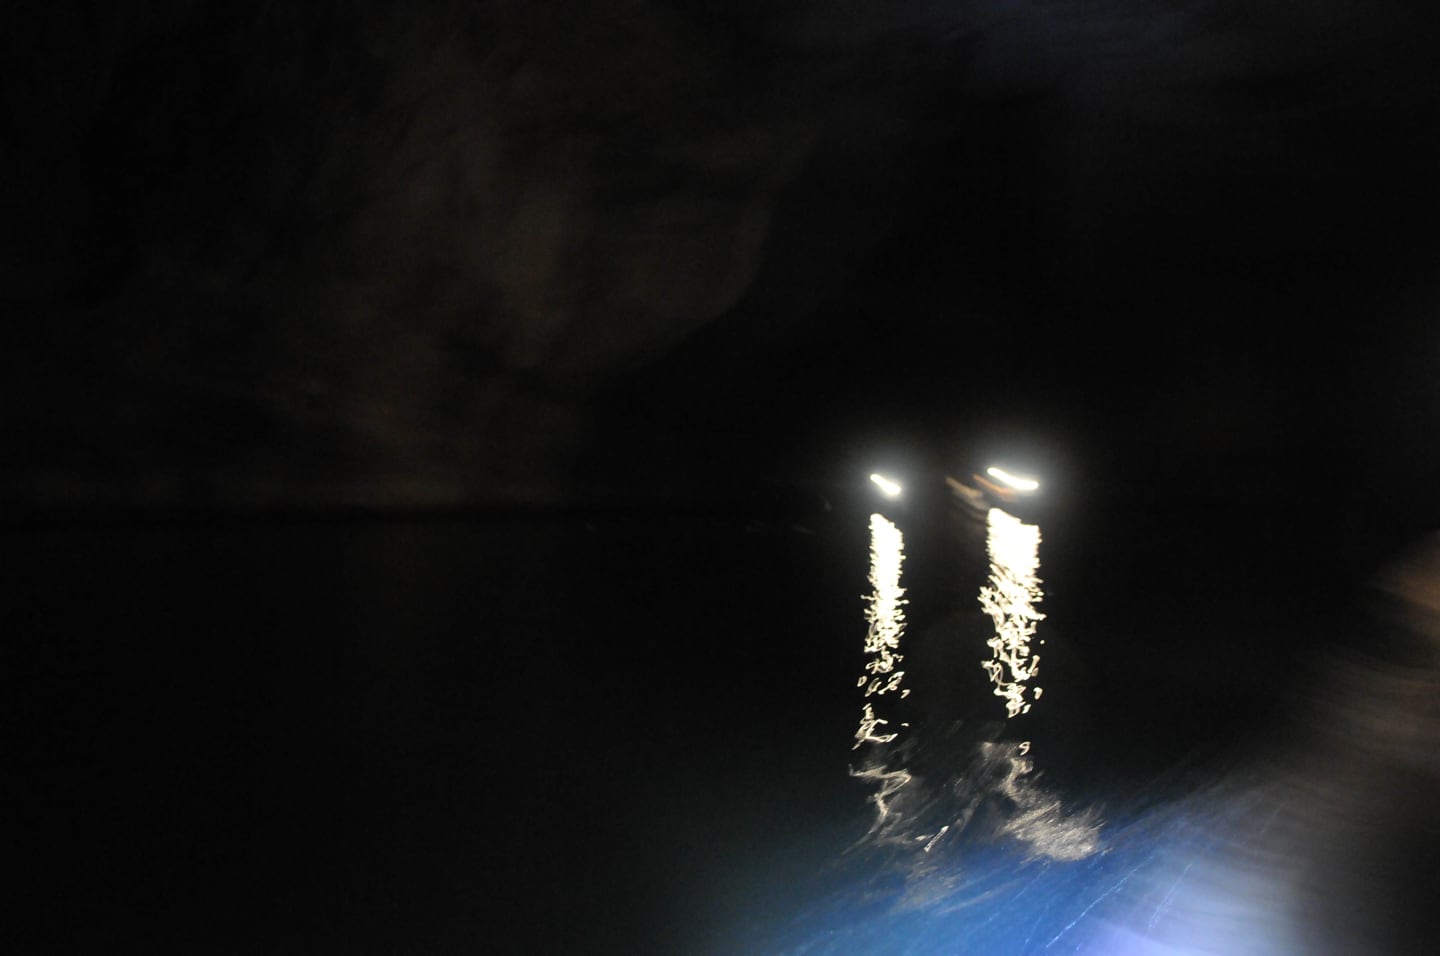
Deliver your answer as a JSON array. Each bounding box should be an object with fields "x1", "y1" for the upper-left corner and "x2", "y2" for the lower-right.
[
  {"x1": 843, "y1": 504, "x2": 1097, "y2": 868},
  {"x1": 753, "y1": 528, "x2": 1440, "y2": 955},
  {"x1": 855, "y1": 513, "x2": 909, "y2": 748},
  {"x1": 980, "y1": 508, "x2": 1045, "y2": 718},
  {"x1": 854, "y1": 701, "x2": 897, "y2": 748}
]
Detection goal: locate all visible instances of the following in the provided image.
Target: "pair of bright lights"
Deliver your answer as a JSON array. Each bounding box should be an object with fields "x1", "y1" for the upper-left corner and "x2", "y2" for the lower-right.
[{"x1": 869, "y1": 466, "x2": 1038, "y2": 497}]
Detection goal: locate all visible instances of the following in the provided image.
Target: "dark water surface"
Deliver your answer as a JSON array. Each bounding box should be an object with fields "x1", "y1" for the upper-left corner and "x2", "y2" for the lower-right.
[{"x1": 8, "y1": 499, "x2": 1424, "y2": 953}]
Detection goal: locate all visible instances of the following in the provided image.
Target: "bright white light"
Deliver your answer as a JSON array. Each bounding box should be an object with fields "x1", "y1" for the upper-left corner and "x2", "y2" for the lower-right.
[
  {"x1": 986, "y1": 466, "x2": 1039, "y2": 492},
  {"x1": 854, "y1": 513, "x2": 909, "y2": 749},
  {"x1": 869, "y1": 473, "x2": 903, "y2": 497},
  {"x1": 979, "y1": 508, "x2": 1045, "y2": 718},
  {"x1": 861, "y1": 514, "x2": 907, "y2": 691}
]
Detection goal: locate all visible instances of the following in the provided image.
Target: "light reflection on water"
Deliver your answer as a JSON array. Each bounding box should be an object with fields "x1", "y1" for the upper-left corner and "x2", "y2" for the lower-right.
[
  {"x1": 763, "y1": 510, "x2": 1440, "y2": 955},
  {"x1": 850, "y1": 502, "x2": 1098, "y2": 867},
  {"x1": 765, "y1": 770, "x2": 1305, "y2": 955},
  {"x1": 855, "y1": 513, "x2": 911, "y2": 749},
  {"x1": 980, "y1": 508, "x2": 1045, "y2": 720}
]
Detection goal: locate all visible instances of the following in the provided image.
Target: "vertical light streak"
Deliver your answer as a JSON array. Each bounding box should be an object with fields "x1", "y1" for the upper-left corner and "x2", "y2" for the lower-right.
[
  {"x1": 980, "y1": 507, "x2": 1045, "y2": 719},
  {"x1": 842, "y1": 504, "x2": 1099, "y2": 866},
  {"x1": 855, "y1": 513, "x2": 909, "y2": 749},
  {"x1": 974, "y1": 515, "x2": 1101, "y2": 863}
]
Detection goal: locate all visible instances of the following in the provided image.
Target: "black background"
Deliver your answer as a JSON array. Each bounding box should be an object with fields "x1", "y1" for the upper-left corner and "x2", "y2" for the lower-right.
[{"x1": 7, "y1": 2, "x2": 1440, "y2": 953}]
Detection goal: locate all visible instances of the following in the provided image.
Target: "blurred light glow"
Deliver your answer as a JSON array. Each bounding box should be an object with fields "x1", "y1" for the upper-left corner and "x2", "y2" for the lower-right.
[
  {"x1": 986, "y1": 466, "x2": 1039, "y2": 492},
  {"x1": 980, "y1": 508, "x2": 1045, "y2": 718},
  {"x1": 869, "y1": 473, "x2": 903, "y2": 497}
]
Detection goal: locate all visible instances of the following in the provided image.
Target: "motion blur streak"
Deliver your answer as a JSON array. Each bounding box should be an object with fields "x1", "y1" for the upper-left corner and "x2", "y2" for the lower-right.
[
  {"x1": 870, "y1": 473, "x2": 904, "y2": 497},
  {"x1": 986, "y1": 466, "x2": 1040, "y2": 492},
  {"x1": 980, "y1": 508, "x2": 1045, "y2": 718},
  {"x1": 770, "y1": 777, "x2": 1296, "y2": 955}
]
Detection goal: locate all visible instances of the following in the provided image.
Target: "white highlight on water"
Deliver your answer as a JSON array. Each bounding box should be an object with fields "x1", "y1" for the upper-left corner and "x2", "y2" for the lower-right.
[
  {"x1": 986, "y1": 742, "x2": 1102, "y2": 861},
  {"x1": 980, "y1": 507, "x2": 1045, "y2": 718},
  {"x1": 846, "y1": 506, "x2": 1101, "y2": 869},
  {"x1": 850, "y1": 764, "x2": 915, "y2": 821},
  {"x1": 854, "y1": 701, "x2": 898, "y2": 747},
  {"x1": 855, "y1": 514, "x2": 909, "y2": 748}
]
